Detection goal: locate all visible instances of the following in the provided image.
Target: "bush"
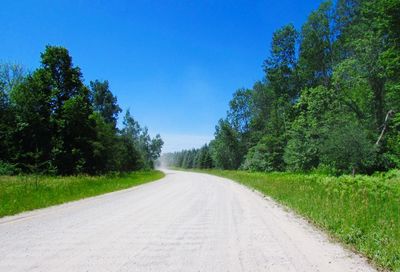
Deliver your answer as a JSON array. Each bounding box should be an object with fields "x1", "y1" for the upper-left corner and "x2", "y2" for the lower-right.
[
  {"x1": 241, "y1": 135, "x2": 285, "y2": 172},
  {"x1": 0, "y1": 161, "x2": 19, "y2": 175}
]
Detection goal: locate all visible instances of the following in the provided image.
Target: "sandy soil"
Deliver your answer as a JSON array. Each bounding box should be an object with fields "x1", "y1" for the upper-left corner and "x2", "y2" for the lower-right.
[{"x1": 0, "y1": 169, "x2": 376, "y2": 272}]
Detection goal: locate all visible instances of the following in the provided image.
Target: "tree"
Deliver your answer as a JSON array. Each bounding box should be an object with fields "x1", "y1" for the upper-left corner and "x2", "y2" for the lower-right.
[
  {"x1": 210, "y1": 119, "x2": 244, "y2": 169},
  {"x1": 37, "y1": 46, "x2": 96, "y2": 174},
  {"x1": 284, "y1": 114, "x2": 320, "y2": 172},
  {"x1": 197, "y1": 145, "x2": 213, "y2": 169},
  {"x1": 250, "y1": 81, "x2": 273, "y2": 134},
  {"x1": 227, "y1": 89, "x2": 253, "y2": 134},
  {"x1": 298, "y1": 1, "x2": 335, "y2": 88},
  {"x1": 264, "y1": 24, "x2": 299, "y2": 101},
  {"x1": 320, "y1": 121, "x2": 375, "y2": 174},
  {"x1": 10, "y1": 69, "x2": 53, "y2": 172},
  {"x1": 90, "y1": 80, "x2": 121, "y2": 127},
  {"x1": 0, "y1": 63, "x2": 25, "y2": 94},
  {"x1": 119, "y1": 110, "x2": 144, "y2": 171},
  {"x1": 346, "y1": 0, "x2": 393, "y2": 128},
  {"x1": 284, "y1": 86, "x2": 341, "y2": 171},
  {"x1": 332, "y1": 58, "x2": 373, "y2": 121},
  {"x1": 138, "y1": 127, "x2": 153, "y2": 168},
  {"x1": 120, "y1": 110, "x2": 164, "y2": 170},
  {"x1": 89, "y1": 112, "x2": 120, "y2": 173},
  {"x1": 0, "y1": 63, "x2": 25, "y2": 163},
  {"x1": 242, "y1": 134, "x2": 285, "y2": 172},
  {"x1": 333, "y1": 0, "x2": 364, "y2": 64},
  {"x1": 0, "y1": 46, "x2": 163, "y2": 174},
  {"x1": 150, "y1": 134, "x2": 164, "y2": 163},
  {"x1": 248, "y1": 24, "x2": 300, "y2": 172},
  {"x1": 160, "y1": 144, "x2": 214, "y2": 170}
]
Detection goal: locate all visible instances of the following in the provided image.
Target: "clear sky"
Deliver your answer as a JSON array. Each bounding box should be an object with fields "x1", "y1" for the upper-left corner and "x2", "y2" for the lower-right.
[{"x1": 0, "y1": 0, "x2": 323, "y2": 153}]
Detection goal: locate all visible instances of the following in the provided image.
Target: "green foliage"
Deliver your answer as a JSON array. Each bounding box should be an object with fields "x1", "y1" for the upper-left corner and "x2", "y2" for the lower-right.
[
  {"x1": 227, "y1": 88, "x2": 253, "y2": 134},
  {"x1": 196, "y1": 145, "x2": 214, "y2": 168},
  {"x1": 10, "y1": 69, "x2": 53, "y2": 172},
  {"x1": 210, "y1": 119, "x2": 245, "y2": 169},
  {"x1": 298, "y1": 1, "x2": 334, "y2": 88},
  {"x1": 0, "y1": 171, "x2": 164, "y2": 218},
  {"x1": 385, "y1": 113, "x2": 400, "y2": 168},
  {"x1": 241, "y1": 135, "x2": 285, "y2": 172},
  {"x1": 284, "y1": 86, "x2": 338, "y2": 171},
  {"x1": 320, "y1": 121, "x2": 376, "y2": 173},
  {"x1": 201, "y1": 169, "x2": 400, "y2": 270},
  {"x1": 0, "y1": 63, "x2": 25, "y2": 163},
  {"x1": 264, "y1": 24, "x2": 298, "y2": 100},
  {"x1": 0, "y1": 161, "x2": 18, "y2": 175},
  {"x1": 0, "y1": 63, "x2": 25, "y2": 94},
  {"x1": 90, "y1": 112, "x2": 120, "y2": 173},
  {"x1": 332, "y1": 58, "x2": 374, "y2": 125},
  {"x1": 0, "y1": 46, "x2": 163, "y2": 175},
  {"x1": 90, "y1": 80, "x2": 121, "y2": 127}
]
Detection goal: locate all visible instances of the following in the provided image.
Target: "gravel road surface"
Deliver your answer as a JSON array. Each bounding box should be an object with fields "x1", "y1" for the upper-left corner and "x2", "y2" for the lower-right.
[{"x1": 0, "y1": 169, "x2": 375, "y2": 272}]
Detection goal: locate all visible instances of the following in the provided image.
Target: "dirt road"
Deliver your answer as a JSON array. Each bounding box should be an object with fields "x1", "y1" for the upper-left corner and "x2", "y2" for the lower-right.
[{"x1": 0, "y1": 170, "x2": 375, "y2": 271}]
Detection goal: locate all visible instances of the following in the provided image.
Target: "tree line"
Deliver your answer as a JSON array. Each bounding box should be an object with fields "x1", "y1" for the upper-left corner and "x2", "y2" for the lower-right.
[
  {"x1": 0, "y1": 46, "x2": 163, "y2": 175},
  {"x1": 162, "y1": 0, "x2": 400, "y2": 175}
]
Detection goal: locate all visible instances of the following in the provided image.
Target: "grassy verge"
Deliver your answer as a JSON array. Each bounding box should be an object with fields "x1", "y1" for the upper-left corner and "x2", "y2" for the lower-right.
[
  {"x1": 196, "y1": 169, "x2": 400, "y2": 271},
  {"x1": 0, "y1": 170, "x2": 164, "y2": 218}
]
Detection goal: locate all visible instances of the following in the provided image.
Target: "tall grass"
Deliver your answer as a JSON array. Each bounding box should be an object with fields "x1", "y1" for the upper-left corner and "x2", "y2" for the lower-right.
[
  {"x1": 201, "y1": 169, "x2": 400, "y2": 271},
  {"x1": 0, "y1": 170, "x2": 164, "y2": 218}
]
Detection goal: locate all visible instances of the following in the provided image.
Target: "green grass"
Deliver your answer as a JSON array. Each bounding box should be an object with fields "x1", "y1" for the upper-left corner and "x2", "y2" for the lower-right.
[
  {"x1": 0, "y1": 170, "x2": 164, "y2": 218},
  {"x1": 197, "y1": 169, "x2": 400, "y2": 271}
]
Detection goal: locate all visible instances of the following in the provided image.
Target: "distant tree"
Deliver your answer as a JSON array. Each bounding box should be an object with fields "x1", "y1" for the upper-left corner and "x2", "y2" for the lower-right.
[
  {"x1": 138, "y1": 127, "x2": 153, "y2": 168},
  {"x1": 122, "y1": 110, "x2": 141, "y2": 139},
  {"x1": 150, "y1": 134, "x2": 164, "y2": 163},
  {"x1": 119, "y1": 110, "x2": 144, "y2": 170},
  {"x1": 198, "y1": 145, "x2": 213, "y2": 169},
  {"x1": 120, "y1": 110, "x2": 163, "y2": 170},
  {"x1": 161, "y1": 144, "x2": 214, "y2": 170}
]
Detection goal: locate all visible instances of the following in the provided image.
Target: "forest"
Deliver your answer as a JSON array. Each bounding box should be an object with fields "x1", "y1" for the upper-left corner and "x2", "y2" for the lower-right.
[
  {"x1": 0, "y1": 46, "x2": 163, "y2": 175},
  {"x1": 163, "y1": 0, "x2": 400, "y2": 175}
]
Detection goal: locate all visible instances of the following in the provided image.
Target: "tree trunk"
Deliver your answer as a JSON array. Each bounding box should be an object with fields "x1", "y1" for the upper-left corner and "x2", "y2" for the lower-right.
[{"x1": 375, "y1": 110, "x2": 395, "y2": 146}]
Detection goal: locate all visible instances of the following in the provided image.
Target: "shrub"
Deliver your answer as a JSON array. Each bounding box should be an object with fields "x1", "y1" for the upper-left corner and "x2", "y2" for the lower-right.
[{"x1": 0, "y1": 161, "x2": 19, "y2": 175}]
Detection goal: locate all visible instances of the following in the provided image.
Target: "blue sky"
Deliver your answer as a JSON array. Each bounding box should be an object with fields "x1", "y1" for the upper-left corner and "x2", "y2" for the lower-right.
[{"x1": 0, "y1": 0, "x2": 323, "y2": 152}]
